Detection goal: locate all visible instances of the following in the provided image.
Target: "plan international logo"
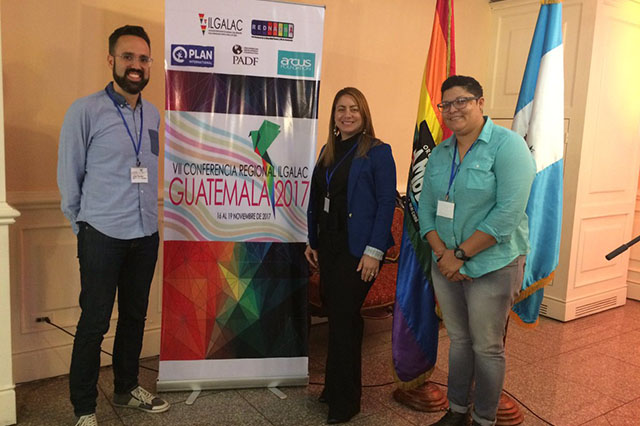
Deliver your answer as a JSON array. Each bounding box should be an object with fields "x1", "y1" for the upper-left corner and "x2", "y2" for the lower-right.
[
  {"x1": 171, "y1": 45, "x2": 214, "y2": 68},
  {"x1": 251, "y1": 20, "x2": 294, "y2": 40},
  {"x1": 277, "y1": 51, "x2": 315, "y2": 78}
]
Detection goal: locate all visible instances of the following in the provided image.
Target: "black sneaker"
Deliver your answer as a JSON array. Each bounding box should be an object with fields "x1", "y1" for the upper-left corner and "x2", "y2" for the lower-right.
[
  {"x1": 113, "y1": 386, "x2": 169, "y2": 413},
  {"x1": 430, "y1": 409, "x2": 469, "y2": 426}
]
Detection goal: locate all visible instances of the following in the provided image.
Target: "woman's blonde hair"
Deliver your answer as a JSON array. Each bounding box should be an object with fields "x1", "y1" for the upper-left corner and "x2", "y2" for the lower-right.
[{"x1": 319, "y1": 87, "x2": 379, "y2": 167}]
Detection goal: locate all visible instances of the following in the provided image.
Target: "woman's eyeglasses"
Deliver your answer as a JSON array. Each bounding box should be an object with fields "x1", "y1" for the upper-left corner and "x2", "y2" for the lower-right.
[{"x1": 437, "y1": 96, "x2": 479, "y2": 112}]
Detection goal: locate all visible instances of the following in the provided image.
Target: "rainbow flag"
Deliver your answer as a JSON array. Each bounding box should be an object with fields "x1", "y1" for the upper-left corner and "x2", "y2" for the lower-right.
[
  {"x1": 392, "y1": 0, "x2": 455, "y2": 388},
  {"x1": 511, "y1": 0, "x2": 564, "y2": 326}
]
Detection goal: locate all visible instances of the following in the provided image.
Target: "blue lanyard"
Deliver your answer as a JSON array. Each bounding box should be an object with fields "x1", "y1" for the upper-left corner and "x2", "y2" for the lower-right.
[
  {"x1": 325, "y1": 142, "x2": 358, "y2": 196},
  {"x1": 445, "y1": 140, "x2": 477, "y2": 201},
  {"x1": 105, "y1": 89, "x2": 144, "y2": 166}
]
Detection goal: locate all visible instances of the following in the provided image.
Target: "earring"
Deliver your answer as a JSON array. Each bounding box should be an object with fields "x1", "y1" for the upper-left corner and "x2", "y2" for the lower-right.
[
  {"x1": 333, "y1": 126, "x2": 340, "y2": 137},
  {"x1": 362, "y1": 128, "x2": 366, "y2": 135}
]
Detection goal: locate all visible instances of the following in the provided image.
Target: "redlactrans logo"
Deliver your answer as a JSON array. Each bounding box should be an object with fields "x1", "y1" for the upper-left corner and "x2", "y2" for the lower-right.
[{"x1": 251, "y1": 20, "x2": 294, "y2": 40}]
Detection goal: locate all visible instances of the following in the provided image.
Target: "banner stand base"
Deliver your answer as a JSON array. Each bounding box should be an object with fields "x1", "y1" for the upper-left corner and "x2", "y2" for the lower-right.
[
  {"x1": 157, "y1": 376, "x2": 308, "y2": 392},
  {"x1": 185, "y1": 390, "x2": 201, "y2": 405},
  {"x1": 268, "y1": 387, "x2": 288, "y2": 399}
]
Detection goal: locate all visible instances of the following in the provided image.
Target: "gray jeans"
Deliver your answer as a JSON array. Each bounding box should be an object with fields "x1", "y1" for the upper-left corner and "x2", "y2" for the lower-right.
[{"x1": 431, "y1": 256, "x2": 525, "y2": 426}]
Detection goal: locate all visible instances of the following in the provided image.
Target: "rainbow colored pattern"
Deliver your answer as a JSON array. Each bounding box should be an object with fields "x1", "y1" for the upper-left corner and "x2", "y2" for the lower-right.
[
  {"x1": 164, "y1": 111, "x2": 307, "y2": 242},
  {"x1": 392, "y1": 0, "x2": 455, "y2": 388}
]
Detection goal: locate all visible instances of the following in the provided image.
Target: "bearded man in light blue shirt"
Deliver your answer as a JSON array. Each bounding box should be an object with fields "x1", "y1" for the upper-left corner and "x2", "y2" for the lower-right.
[
  {"x1": 57, "y1": 25, "x2": 168, "y2": 426},
  {"x1": 418, "y1": 75, "x2": 535, "y2": 426}
]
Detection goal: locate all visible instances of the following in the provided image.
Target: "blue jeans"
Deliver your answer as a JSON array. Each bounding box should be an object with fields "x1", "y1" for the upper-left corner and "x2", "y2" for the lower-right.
[
  {"x1": 69, "y1": 222, "x2": 159, "y2": 416},
  {"x1": 431, "y1": 256, "x2": 524, "y2": 426}
]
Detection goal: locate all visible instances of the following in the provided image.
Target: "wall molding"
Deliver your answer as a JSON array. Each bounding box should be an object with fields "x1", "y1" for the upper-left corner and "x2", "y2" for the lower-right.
[
  {"x1": 0, "y1": 201, "x2": 19, "y2": 225},
  {"x1": 7, "y1": 190, "x2": 165, "y2": 209},
  {"x1": 8, "y1": 190, "x2": 164, "y2": 383}
]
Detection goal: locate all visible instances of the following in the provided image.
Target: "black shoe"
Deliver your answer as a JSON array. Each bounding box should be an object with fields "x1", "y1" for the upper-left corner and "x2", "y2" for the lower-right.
[
  {"x1": 326, "y1": 409, "x2": 359, "y2": 424},
  {"x1": 430, "y1": 409, "x2": 469, "y2": 426}
]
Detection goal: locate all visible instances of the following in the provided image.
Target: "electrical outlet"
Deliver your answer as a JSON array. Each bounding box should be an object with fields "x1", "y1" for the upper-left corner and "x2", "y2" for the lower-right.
[{"x1": 29, "y1": 312, "x2": 55, "y2": 331}]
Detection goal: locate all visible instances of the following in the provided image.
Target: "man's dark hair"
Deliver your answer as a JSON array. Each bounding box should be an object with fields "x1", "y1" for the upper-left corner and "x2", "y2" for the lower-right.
[
  {"x1": 108, "y1": 25, "x2": 151, "y2": 54},
  {"x1": 441, "y1": 75, "x2": 483, "y2": 98}
]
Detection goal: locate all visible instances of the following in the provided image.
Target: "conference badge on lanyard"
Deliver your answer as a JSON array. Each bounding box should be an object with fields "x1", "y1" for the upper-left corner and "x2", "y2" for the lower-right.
[
  {"x1": 437, "y1": 200, "x2": 455, "y2": 219},
  {"x1": 324, "y1": 142, "x2": 358, "y2": 213},
  {"x1": 437, "y1": 141, "x2": 475, "y2": 220},
  {"x1": 131, "y1": 167, "x2": 149, "y2": 183},
  {"x1": 105, "y1": 87, "x2": 148, "y2": 184}
]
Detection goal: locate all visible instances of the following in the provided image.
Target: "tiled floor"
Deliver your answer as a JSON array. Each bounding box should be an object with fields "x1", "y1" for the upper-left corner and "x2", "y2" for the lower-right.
[{"x1": 14, "y1": 300, "x2": 640, "y2": 425}]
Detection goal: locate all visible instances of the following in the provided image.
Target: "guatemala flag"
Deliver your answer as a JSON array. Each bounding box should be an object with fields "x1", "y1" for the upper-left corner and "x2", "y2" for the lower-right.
[{"x1": 511, "y1": 0, "x2": 564, "y2": 326}]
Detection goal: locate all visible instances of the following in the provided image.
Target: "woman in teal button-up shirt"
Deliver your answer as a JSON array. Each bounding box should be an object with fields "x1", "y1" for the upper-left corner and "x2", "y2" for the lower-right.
[{"x1": 418, "y1": 76, "x2": 535, "y2": 426}]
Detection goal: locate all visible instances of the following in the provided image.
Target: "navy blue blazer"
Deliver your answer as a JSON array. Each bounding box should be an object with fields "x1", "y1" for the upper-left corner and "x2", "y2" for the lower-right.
[{"x1": 307, "y1": 141, "x2": 397, "y2": 258}]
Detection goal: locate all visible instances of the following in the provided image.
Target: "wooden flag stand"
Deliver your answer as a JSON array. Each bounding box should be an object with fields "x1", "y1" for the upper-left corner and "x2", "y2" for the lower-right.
[
  {"x1": 496, "y1": 393, "x2": 524, "y2": 425},
  {"x1": 393, "y1": 382, "x2": 447, "y2": 412},
  {"x1": 394, "y1": 387, "x2": 523, "y2": 425}
]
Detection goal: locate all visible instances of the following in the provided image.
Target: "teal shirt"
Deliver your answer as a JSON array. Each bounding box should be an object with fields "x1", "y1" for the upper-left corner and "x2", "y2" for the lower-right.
[{"x1": 418, "y1": 117, "x2": 536, "y2": 278}]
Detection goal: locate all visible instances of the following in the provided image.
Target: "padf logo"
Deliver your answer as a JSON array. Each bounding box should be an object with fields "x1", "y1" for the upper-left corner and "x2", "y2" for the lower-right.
[
  {"x1": 277, "y1": 50, "x2": 315, "y2": 78},
  {"x1": 232, "y1": 45, "x2": 259, "y2": 66},
  {"x1": 171, "y1": 44, "x2": 214, "y2": 68}
]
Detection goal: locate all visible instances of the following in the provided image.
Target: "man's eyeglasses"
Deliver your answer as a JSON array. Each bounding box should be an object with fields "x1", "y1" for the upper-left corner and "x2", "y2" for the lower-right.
[
  {"x1": 437, "y1": 96, "x2": 479, "y2": 112},
  {"x1": 114, "y1": 54, "x2": 153, "y2": 66}
]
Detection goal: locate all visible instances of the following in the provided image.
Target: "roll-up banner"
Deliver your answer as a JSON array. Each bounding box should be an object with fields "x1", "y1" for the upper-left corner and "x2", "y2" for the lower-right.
[{"x1": 159, "y1": 0, "x2": 325, "y2": 391}]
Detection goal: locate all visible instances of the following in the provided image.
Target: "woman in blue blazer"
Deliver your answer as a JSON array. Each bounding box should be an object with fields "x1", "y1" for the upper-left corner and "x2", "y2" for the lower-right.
[{"x1": 305, "y1": 87, "x2": 396, "y2": 424}]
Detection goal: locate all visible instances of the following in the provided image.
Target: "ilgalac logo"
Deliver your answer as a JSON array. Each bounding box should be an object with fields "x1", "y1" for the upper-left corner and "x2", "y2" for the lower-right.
[
  {"x1": 249, "y1": 120, "x2": 281, "y2": 218},
  {"x1": 198, "y1": 13, "x2": 206, "y2": 35}
]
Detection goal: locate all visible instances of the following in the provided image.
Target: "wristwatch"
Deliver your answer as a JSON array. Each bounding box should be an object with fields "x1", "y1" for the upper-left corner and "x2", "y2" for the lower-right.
[{"x1": 454, "y1": 247, "x2": 471, "y2": 261}]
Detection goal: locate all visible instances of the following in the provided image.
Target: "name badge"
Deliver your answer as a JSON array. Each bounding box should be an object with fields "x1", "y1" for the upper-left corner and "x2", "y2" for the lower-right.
[
  {"x1": 437, "y1": 200, "x2": 455, "y2": 219},
  {"x1": 131, "y1": 167, "x2": 148, "y2": 183},
  {"x1": 324, "y1": 197, "x2": 330, "y2": 213}
]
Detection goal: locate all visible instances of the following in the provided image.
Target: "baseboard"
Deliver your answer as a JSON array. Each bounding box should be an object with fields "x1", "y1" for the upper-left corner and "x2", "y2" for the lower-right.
[
  {"x1": 0, "y1": 386, "x2": 16, "y2": 426},
  {"x1": 627, "y1": 281, "x2": 640, "y2": 301},
  {"x1": 540, "y1": 286, "x2": 627, "y2": 322},
  {"x1": 13, "y1": 328, "x2": 160, "y2": 383}
]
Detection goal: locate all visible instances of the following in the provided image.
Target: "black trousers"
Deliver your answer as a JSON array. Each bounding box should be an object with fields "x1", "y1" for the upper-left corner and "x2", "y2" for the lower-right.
[
  {"x1": 69, "y1": 223, "x2": 159, "y2": 416},
  {"x1": 318, "y1": 232, "x2": 373, "y2": 418}
]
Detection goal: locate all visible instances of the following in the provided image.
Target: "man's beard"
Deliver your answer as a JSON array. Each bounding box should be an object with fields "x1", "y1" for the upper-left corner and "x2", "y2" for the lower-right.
[{"x1": 112, "y1": 66, "x2": 149, "y2": 95}]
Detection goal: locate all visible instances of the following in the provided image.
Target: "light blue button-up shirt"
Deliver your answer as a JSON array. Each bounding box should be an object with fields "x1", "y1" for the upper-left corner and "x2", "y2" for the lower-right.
[
  {"x1": 57, "y1": 83, "x2": 160, "y2": 239},
  {"x1": 418, "y1": 117, "x2": 536, "y2": 278}
]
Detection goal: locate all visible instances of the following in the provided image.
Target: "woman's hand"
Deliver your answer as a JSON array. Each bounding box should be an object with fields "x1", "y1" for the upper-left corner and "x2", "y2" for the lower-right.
[
  {"x1": 437, "y1": 250, "x2": 471, "y2": 282},
  {"x1": 304, "y1": 245, "x2": 319, "y2": 270},
  {"x1": 357, "y1": 254, "x2": 380, "y2": 282},
  {"x1": 425, "y1": 231, "x2": 447, "y2": 261}
]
